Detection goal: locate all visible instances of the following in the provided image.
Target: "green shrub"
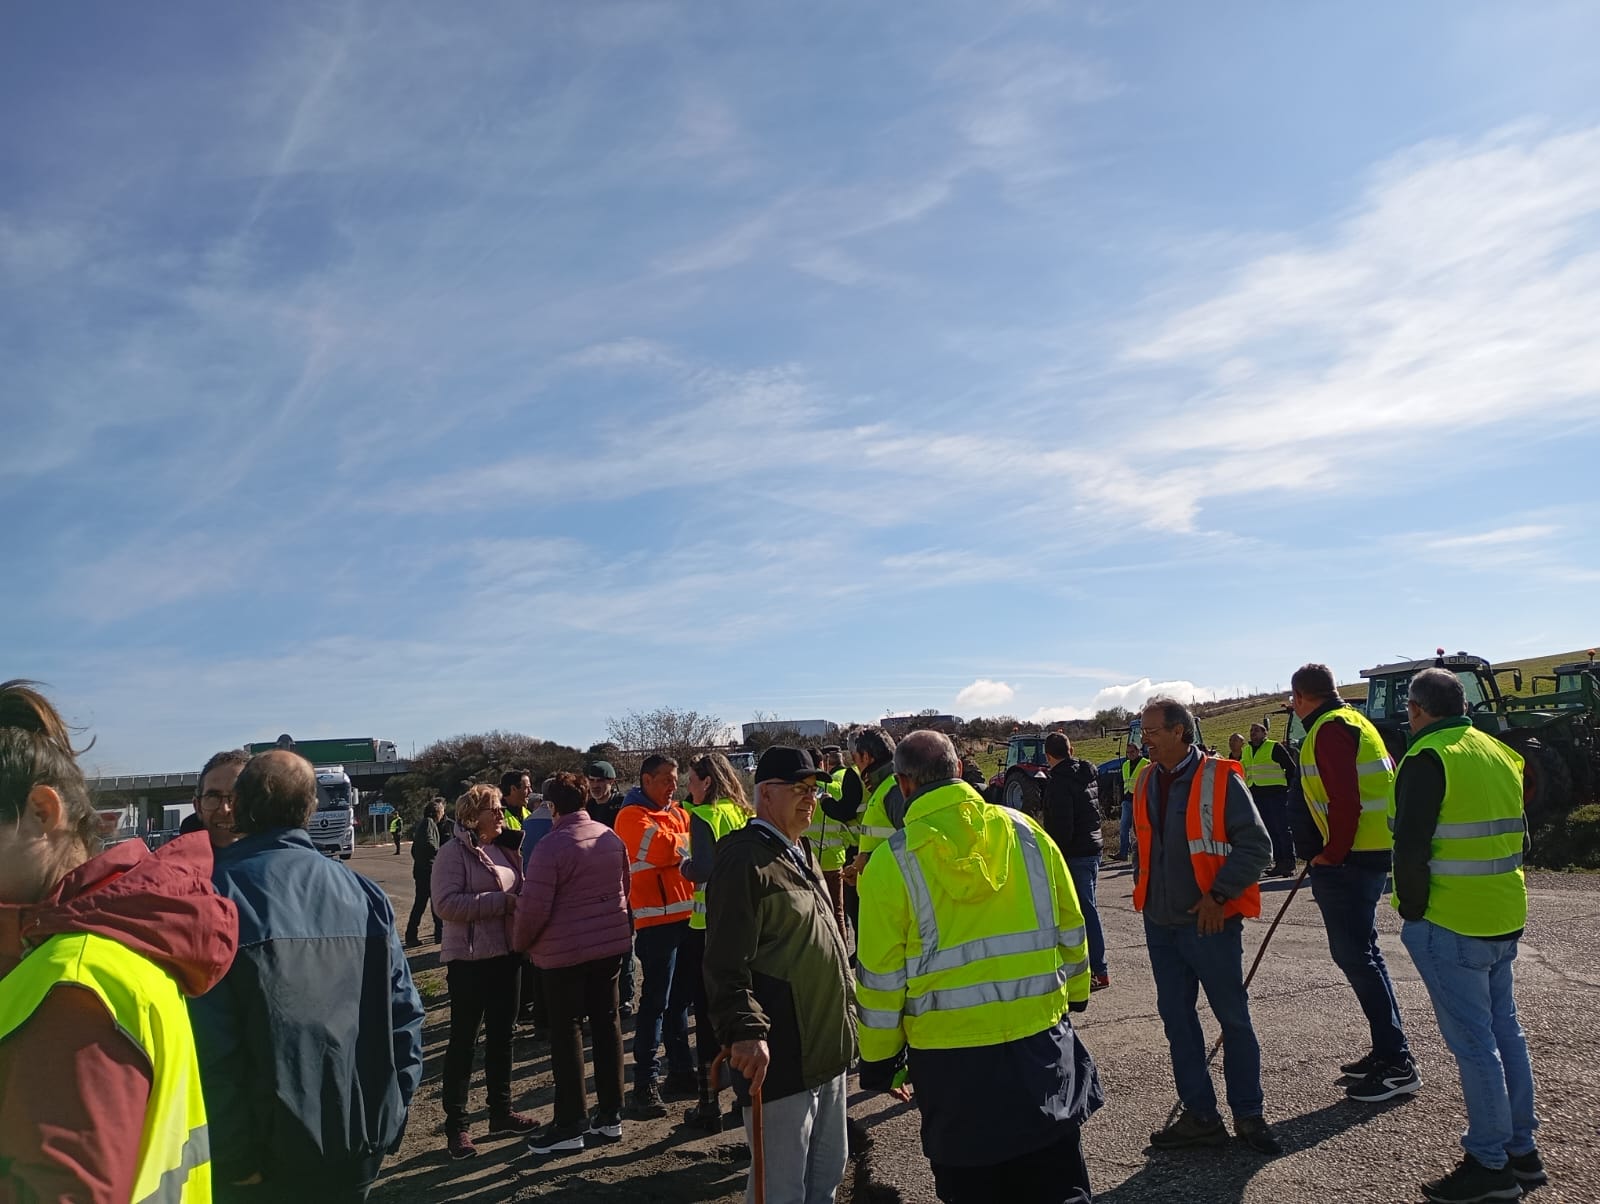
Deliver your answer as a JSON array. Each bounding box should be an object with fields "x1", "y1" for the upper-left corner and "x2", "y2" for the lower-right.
[{"x1": 1530, "y1": 804, "x2": 1600, "y2": 869}]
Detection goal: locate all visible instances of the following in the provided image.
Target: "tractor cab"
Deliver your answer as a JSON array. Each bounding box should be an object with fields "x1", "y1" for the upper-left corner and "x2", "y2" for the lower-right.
[{"x1": 1360, "y1": 650, "x2": 1520, "y2": 757}]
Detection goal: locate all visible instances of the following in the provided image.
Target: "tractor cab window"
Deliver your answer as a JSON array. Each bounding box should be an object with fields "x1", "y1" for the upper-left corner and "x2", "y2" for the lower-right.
[
  {"x1": 1367, "y1": 679, "x2": 1392, "y2": 721},
  {"x1": 1454, "y1": 671, "x2": 1490, "y2": 711}
]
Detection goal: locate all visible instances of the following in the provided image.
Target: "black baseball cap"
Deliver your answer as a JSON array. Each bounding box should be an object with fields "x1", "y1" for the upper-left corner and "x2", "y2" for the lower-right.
[
  {"x1": 584, "y1": 760, "x2": 617, "y2": 780},
  {"x1": 755, "y1": 746, "x2": 827, "y2": 785}
]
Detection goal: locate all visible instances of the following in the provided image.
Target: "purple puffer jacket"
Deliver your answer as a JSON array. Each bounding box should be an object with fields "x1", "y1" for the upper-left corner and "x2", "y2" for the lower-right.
[
  {"x1": 513, "y1": 810, "x2": 632, "y2": 970},
  {"x1": 431, "y1": 829, "x2": 523, "y2": 963}
]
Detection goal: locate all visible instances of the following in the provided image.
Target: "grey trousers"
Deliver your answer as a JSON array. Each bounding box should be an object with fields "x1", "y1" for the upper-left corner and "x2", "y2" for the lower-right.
[{"x1": 741, "y1": 1071, "x2": 849, "y2": 1204}]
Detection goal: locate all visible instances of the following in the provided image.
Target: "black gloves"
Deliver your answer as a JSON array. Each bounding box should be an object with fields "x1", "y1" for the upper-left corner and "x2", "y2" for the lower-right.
[{"x1": 857, "y1": 1048, "x2": 907, "y2": 1092}]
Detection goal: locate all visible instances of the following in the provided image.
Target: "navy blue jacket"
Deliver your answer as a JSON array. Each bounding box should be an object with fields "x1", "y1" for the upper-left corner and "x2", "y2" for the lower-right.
[{"x1": 189, "y1": 829, "x2": 426, "y2": 1190}]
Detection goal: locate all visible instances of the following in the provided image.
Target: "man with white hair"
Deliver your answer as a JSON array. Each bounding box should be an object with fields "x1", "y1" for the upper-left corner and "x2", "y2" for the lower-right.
[{"x1": 704, "y1": 747, "x2": 855, "y2": 1204}]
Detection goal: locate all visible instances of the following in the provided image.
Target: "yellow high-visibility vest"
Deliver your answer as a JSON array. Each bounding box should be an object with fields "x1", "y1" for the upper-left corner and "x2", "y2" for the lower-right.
[
  {"x1": 0, "y1": 931, "x2": 212, "y2": 1203},
  {"x1": 1392, "y1": 719, "x2": 1527, "y2": 936},
  {"x1": 686, "y1": 798, "x2": 750, "y2": 930},
  {"x1": 1301, "y1": 706, "x2": 1396, "y2": 852},
  {"x1": 1240, "y1": 739, "x2": 1288, "y2": 789}
]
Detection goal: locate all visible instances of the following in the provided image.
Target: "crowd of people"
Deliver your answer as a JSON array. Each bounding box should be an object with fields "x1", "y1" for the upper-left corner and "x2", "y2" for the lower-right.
[{"x1": 0, "y1": 662, "x2": 1549, "y2": 1204}]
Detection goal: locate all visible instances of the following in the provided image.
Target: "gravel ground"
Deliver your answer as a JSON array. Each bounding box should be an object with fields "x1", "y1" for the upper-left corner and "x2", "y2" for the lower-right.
[{"x1": 353, "y1": 847, "x2": 1599, "y2": 1204}]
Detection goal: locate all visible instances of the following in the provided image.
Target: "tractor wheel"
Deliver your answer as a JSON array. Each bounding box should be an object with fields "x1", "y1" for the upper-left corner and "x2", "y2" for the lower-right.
[
  {"x1": 1003, "y1": 772, "x2": 1042, "y2": 817},
  {"x1": 1519, "y1": 739, "x2": 1573, "y2": 830}
]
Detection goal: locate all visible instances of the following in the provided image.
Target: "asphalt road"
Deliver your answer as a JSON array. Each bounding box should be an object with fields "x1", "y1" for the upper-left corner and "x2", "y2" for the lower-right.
[{"x1": 353, "y1": 844, "x2": 1599, "y2": 1203}]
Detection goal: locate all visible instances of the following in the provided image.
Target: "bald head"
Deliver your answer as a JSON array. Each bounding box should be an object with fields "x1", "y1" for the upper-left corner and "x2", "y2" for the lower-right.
[
  {"x1": 236, "y1": 749, "x2": 317, "y2": 835},
  {"x1": 893, "y1": 730, "x2": 961, "y2": 792}
]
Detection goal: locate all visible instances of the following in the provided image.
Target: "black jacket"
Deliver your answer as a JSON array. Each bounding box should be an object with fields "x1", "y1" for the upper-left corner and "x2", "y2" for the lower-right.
[
  {"x1": 410, "y1": 816, "x2": 440, "y2": 875},
  {"x1": 1042, "y1": 758, "x2": 1103, "y2": 860}
]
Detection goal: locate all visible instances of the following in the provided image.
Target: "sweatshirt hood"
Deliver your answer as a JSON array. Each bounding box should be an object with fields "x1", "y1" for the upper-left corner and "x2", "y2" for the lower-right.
[
  {"x1": 904, "y1": 781, "x2": 1015, "y2": 903},
  {"x1": 1, "y1": 833, "x2": 239, "y2": 997}
]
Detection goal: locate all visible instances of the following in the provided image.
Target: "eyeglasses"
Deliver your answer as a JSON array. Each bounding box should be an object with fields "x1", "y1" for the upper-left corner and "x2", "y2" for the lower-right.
[{"x1": 199, "y1": 790, "x2": 236, "y2": 810}]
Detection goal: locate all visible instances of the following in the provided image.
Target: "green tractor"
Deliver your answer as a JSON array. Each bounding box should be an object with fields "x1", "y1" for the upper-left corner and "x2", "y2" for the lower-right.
[{"x1": 1359, "y1": 649, "x2": 1598, "y2": 828}]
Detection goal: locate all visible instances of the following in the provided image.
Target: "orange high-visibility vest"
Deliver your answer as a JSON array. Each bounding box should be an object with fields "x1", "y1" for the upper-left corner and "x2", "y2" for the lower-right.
[
  {"x1": 615, "y1": 803, "x2": 695, "y2": 928},
  {"x1": 1132, "y1": 754, "x2": 1261, "y2": 920}
]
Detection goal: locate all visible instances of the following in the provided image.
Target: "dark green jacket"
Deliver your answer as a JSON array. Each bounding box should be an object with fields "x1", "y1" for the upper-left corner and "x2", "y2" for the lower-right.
[{"x1": 704, "y1": 821, "x2": 856, "y2": 1103}]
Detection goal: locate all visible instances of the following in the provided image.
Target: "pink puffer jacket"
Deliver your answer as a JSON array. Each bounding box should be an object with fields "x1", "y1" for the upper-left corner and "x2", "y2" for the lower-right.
[
  {"x1": 513, "y1": 810, "x2": 632, "y2": 970},
  {"x1": 431, "y1": 830, "x2": 522, "y2": 963}
]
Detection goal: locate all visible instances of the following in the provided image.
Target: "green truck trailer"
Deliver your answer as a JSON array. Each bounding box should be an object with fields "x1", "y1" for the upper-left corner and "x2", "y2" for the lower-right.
[{"x1": 244, "y1": 736, "x2": 399, "y2": 765}]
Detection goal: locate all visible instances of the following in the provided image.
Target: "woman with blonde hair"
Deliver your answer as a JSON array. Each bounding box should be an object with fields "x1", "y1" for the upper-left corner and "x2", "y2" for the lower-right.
[
  {"x1": 679, "y1": 750, "x2": 754, "y2": 1127},
  {"x1": 431, "y1": 782, "x2": 530, "y2": 1158},
  {"x1": 0, "y1": 680, "x2": 237, "y2": 1202}
]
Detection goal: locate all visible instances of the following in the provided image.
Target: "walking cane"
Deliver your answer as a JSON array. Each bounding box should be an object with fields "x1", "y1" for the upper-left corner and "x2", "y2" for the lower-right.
[
  {"x1": 1162, "y1": 864, "x2": 1312, "y2": 1127},
  {"x1": 710, "y1": 1047, "x2": 766, "y2": 1204}
]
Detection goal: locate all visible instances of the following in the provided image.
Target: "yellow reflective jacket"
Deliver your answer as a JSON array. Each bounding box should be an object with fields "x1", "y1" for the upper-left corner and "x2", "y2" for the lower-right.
[{"x1": 855, "y1": 780, "x2": 1090, "y2": 1062}]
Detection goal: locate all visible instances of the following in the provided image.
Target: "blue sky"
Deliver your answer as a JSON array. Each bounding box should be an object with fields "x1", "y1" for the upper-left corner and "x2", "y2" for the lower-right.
[{"x1": 5, "y1": 2, "x2": 1599, "y2": 774}]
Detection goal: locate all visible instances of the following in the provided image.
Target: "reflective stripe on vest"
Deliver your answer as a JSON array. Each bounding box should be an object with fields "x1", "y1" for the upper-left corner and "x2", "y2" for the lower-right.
[
  {"x1": 1121, "y1": 759, "x2": 1140, "y2": 791},
  {"x1": 1131, "y1": 755, "x2": 1262, "y2": 921},
  {"x1": 634, "y1": 899, "x2": 696, "y2": 920},
  {"x1": 1393, "y1": 721, "x2": 1527, "y2": 936},
  {"x1": 1239, "y1": 740, "x2": 1287, "y2": 789},
  {"x1": 1300, "y1": 706, "x2": 1396, "y2": 852},
  {"x1": 0, "y1": 932, "x2": 212, "y2": 1203}
]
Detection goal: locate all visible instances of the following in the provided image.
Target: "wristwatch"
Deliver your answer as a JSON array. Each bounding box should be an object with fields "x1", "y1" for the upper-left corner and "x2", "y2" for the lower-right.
[{"x1": 1208, "y1": 888, "x2": 1229, "y2": 906}]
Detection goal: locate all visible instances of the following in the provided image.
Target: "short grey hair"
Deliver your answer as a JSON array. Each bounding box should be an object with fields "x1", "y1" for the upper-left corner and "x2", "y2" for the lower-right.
[
  {"x1": 893, "y1": 730, "x2": 960, "y2": 789},
  {"x1": 1142, "y1": 696, "x2": 1196, "y2": 745},
  {"x1": 1408, "y1": 668, "x2": 1466, "y2": 719}
]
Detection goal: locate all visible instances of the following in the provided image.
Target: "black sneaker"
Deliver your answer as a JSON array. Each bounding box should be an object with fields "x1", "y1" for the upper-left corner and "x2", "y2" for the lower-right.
[
  {"x1": 526, "y1": 1121, "x2": 585, "y2": 1157},
  {"x1": 1234, "y1": 1116, "x2": 1282, "y2": 1156},
  {"x1": 1422, "y1": 1154, "x2": 1522, "y2": 1203},
  {"x1": 1339, "y1": 1051, "x2": 1384, "y2": 1078},
  {"x1": 1346, "y1": 1059, "x2": 1422, "y2": 1103},
  {"x1": 586, "y1": 1108, "x2": 624, "y2": 1144},
  {"x1": 624, "y1": 1084, "x2": 668, "y2": 1119},
  {"x1": 1506, "y1": 1149, "x2": 1546, "y2": 1187},
  {"x1": 1149, "y1": 1108, "x2": 1228, "y2": 1150}
]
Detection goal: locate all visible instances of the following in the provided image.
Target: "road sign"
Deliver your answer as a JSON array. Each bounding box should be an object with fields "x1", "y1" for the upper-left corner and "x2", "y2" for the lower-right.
[{"x1": 368, "y1": 803, "x2": 394, "y2": 815}]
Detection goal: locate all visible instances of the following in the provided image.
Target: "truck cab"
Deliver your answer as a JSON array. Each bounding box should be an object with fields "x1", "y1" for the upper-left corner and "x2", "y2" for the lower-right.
[{"x1": 310, "y1": 766, "x2": 358, "y2": 860}]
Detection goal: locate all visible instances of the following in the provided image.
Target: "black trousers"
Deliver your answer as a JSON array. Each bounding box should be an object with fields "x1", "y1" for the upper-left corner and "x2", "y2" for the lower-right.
[
  {"x1": 677, "y1": 925, "x2": 719, "y2": 1067},
  {"x1": 931, "y1": 1126, "x2": 1091, "y2": 1204},
  {"x1": 442, "y1": 954, "x2": 520, "y2": 1128},
  {"x1": 542, "y1": 954, "x2": 626, "y2": 1127},
  {"x1": 518, "y1": 960, "x2": 547, "y2": 1027},
  {"x1": 405, "y1": 870, "x2": 438, "y2": 942}
]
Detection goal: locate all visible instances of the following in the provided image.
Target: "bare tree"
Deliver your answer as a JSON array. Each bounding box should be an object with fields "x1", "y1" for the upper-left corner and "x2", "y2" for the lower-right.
[{"x1": 604, "y1": 706, "x2": 727, "y2": 777}]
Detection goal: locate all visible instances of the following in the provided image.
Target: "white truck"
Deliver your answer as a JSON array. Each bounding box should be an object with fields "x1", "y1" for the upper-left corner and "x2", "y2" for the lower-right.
[{"x1": 309, "y1": 766, "x2": 358, "y2": 860}]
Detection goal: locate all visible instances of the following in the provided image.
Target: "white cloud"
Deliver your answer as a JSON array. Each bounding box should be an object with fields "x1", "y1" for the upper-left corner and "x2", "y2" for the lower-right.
[
  {"x1": 956, "y1": 679, "x2": 1015, "y2": 709},
  {"x1": 1098, "y1": 124, "x2": 1600, "y2": 529},
  {"x1": 1027, "y1": 678, "x2": 1235, "y2": 725}
]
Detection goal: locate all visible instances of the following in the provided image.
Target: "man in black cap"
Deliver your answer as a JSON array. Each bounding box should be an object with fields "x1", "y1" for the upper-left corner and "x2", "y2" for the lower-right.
[{"x1": 705, "y1": 747, "x2": 856, "y2": 1204}]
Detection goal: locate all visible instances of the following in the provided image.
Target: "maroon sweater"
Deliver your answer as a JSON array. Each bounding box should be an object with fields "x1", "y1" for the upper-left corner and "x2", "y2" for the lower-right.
[{"x1": 0, "y1": 835, "x2": 238, "y2": 1204}]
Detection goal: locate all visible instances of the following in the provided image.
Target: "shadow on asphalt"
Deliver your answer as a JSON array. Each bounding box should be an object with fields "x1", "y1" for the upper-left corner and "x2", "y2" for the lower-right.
[
  {"x1": 1096, "y1": 1097, "x2": 1412, "y2": 1204},
  {"x1": 373, "y1": 1122, "x2": 748, "y2": 1203}
]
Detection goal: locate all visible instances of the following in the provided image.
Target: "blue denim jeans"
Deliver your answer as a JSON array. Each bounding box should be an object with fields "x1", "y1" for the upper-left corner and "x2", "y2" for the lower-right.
[
  {"x1": 1119, "y1": 799, "x2": 1133, "y2": 861},
  {"x1": 1065, "y1": 857, "x2": 1107, "y2": 977},
  {"x1": 1144, "y1": 917, "x2": 1263, "y2": 1119},
  {"x1": 632, "y1": 921, "x2": 694, "y2": 1088},
  {"x1": 1401, "y1": 920, "x2": 1539, "y2": 1169},
  {"x1": 742, "y1": 1072, "x2": 849, "y2": 1204},
  {"x1": 1308, "y1": 861, "x2": 1410, "y2": 1061}
]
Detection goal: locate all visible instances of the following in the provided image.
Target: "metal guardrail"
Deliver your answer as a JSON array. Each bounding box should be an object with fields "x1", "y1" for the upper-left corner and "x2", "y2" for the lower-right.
[{"x1": 88, "y1": 761, "x2": 412, "y2": 793}]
